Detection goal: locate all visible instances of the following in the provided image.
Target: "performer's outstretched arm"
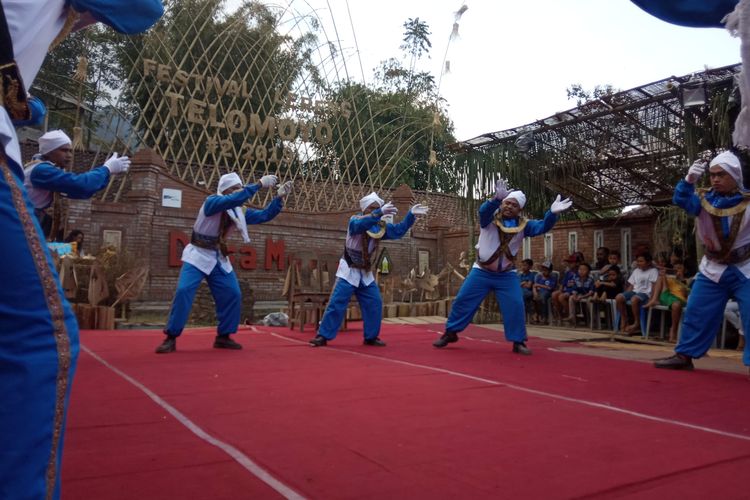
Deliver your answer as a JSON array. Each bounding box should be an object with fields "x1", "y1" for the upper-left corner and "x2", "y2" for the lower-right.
[
  {"x1": 349, "y1": 209, "x2": 386, "y2": 234},
  {"x1": 673, "y1": 160, "x2": 705, "y2": 216},
  {"x1": 245, "y1": 197, "x2": 283, "y2": 224},
  {"x1": 479, "y1": 178, "x2": 510, "y2": 227},
  {"x1": 673, "y1": 180, "x2": 701, "y2": 216},
  {"x1": 479, "y1": 199, "x2": 501, "y2": 228},
  {"x1": 384, "y1": 211, "x2": 416, "y2": 240},
  {"x1": 524, "y1": 194, "x2": 572, "y2": 237},
  {"x1": 204, "y1": 184, "x2": 260, "y2": 216},
  {"x1": 524, "y1": 210, "x2": 558, "y2": 237},
  {"x1": 29, "y1": 163, "x2": 110, "y2": 199}
]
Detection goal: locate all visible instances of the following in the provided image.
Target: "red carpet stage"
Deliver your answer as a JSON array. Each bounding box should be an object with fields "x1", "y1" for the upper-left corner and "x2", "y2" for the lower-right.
[{"x1": 62, "y1": 323, "x2": 750, "y2": 499}]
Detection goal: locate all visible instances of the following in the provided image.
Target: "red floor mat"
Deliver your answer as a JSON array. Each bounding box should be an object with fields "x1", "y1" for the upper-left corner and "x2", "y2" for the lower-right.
[{"x1": 62, "y1": 324, "x2": 750, "y2": 499}]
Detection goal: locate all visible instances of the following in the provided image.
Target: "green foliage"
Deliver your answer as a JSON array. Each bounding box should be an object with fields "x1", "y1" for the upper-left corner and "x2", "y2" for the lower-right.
[
  {"x1": 32, "y1": 26, "x2": 122, "y2": 141},
  {"x1": 114, "y1": 0, "x2": 320, "y2": 170},
  {"x1": 566, "y1": 83, "x2": 618, "y2": 106},
  {"x1": 317, "y1": 17, "x2": 457, "y2": 192},
  {"x1": 400, "y1": 18, "x2": 432, "y2": 61},
  {"x1": 684, "y1": 88, "x2": 734, "y2": 159},
  {"x1": 33, "y1": 3, "x2": 459, "y2": 197}
]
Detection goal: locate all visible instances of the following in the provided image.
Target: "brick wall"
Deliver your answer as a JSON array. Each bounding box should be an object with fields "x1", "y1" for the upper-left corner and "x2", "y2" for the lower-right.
[
  {"x1": 525, "y1": 212, "x2": 656, "y2": 272},
  {"x1": 59, "y1": 150, "x2": 474, "y2": 302},
  {"x1": 49, "y1": 148, "x2": 659, "y2": 302}
]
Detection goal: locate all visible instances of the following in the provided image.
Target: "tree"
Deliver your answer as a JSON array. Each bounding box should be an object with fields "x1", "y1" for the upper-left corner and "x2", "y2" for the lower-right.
[
  {"x1": 566, "y1": 83, "x2": 617, "y2": 106},
  {"x1": 32, "y1": 26, "x2": 122, "y2": 146},
  {"x1": 316, "y1": 17, "x2": 457, "y2": 192},
  {"x1": 112, "y1": 0, "x2": 323, "y2": 184}
]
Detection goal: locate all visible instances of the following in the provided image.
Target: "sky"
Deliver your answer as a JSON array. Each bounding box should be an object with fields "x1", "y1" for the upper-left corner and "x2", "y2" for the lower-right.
[{"x1": 230, "y1": 0, "x2": 741, "y2": 141}]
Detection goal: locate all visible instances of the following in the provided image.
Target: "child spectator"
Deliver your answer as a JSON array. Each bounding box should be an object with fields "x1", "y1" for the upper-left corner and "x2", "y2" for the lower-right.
[
  {"x1": 600, "y1": 249, "x2": 621, "y2": 276},
  {"x1": 552, "y1": 254, "x2": 579, "y2": 321},
  {"x1": 615, "y1": 252, "x2": 659, "y2": 335},
  {"x1": 654, "y1": 251, "x2": 673, "y2": 273},
  {"x1": 593, "y1": 265, "x2": 624, "y2": 301},
  {"x1": 564, "y1": 262, "x2": 595, "y2": 324},
  {"x1": 532, "y1": 261, "x2": 557, "y2": 324},
  {"x1": 518, "y1": 258, "x2": 536, "y2": 317},
  {"x1": 645, "y1": 259, "x2": 691, "y2": 342}
]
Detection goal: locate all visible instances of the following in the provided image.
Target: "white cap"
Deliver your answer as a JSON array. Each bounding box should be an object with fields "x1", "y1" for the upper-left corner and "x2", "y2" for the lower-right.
[
  {"x1": 710, "y1": 151, "x2": 744, "y2": 189},
  {"x1": 504, "y1": 190, "x2": 527, "y2": 208},
  {"x1": 359, "y1": 191, "x2": 384, "y2": 212},
  {"x1": 218, "y1": 173, "x2": 242, "y2": 194},
  {"x1": 38, "y1": 130, "x2": 71, "y2": 155}
]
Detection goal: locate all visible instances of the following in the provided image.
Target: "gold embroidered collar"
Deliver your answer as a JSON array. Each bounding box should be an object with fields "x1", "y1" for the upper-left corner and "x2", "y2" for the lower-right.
[
  {"x1": 366, "y1": 220, "x2": 386, "y2": 239},
  {"x1": 493, "y1": 215, "x2": 528, "y2": 234},
  {"x1": 698, "y1": 189, "x2": 750, "y2": 217}
]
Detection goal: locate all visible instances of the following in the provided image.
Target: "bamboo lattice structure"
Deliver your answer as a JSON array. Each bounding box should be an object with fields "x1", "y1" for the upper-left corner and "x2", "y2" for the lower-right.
[{"x1": 42, "y1": 0, "x2": 442, "y2": 212}]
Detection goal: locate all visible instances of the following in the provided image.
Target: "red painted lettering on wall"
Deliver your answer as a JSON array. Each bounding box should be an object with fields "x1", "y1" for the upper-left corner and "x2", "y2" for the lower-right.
[
  {"x1": 265, "y1": 238, "x2": 285, "y2": 271},
  {"x1": 168, "y1": 231, "x2": 189, "y2": 267},
  {"x1": 239, "y1": 247, "x2": 257, "y2": 270},
  {"x1": 168, "y1": 230, "x2": 274, "y2": 270}
]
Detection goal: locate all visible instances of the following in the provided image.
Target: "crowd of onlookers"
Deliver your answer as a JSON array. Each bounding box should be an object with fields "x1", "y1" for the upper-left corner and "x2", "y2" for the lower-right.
[{"x1": 517, "y1": 246, "x2": 743, "y2": 349}]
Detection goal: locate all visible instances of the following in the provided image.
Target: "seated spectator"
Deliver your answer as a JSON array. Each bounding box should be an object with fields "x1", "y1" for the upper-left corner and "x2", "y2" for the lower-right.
[
  {"x1": 644, "y1": 259, "x2": 691, "y2": 342},
  {"x1": 600, "y1": 249, "x2": 621, "y2": 274},
  {"x1": 615, "y1": 252, "x2": 659, "y2": 335},
  {"x1": 563, "y1": 262, "x2": 595, "y2": 324},
  {"x1": 669, "y1": 246, "x2": 684, "y2": 268},
  {"x1": 593, "y1": 265, "x2": 624, "y2": 301},
  {"x1": 593, "y1": 246, "x2": 610, "y2": 270},
  {"x1": 654, "y1": 251, "x2": 673, "y2": 273},
  {"x1": 63, "y1": 229, "x2": 85, "y2": 257},
  {"x1": 552, "y1": 254, "x2": 579, "y2": 321},
  {"x1": 572, "y1": 251, "x2": 586, "y2": 266},
  {"x1": 532, "y1": 261, "x2": 557, "y2": 324},
  {"x1": 724, "y1": 300, "x2": 744, "y2": 351},
  {"x1": 518, "y1": 258, "x2": 536, "y2": 316}
]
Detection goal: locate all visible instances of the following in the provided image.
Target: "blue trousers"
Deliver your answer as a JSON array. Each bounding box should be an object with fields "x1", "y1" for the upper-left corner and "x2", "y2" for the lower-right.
[
  {"x1": 318, "y1": 278, "x2": 382, "y2": 340},
  {"x1": 676, "y1": 266, "x2": 750, "y2": 365},
  {"x1": 165, "y1": 262, "x2": 241, "y2": 336},
  {"x1": 1, "y1": 158, "x2": 79, "y2": 500},
  {"x1": 445, "y1": 267, "x2": 526, "y2": 342}
]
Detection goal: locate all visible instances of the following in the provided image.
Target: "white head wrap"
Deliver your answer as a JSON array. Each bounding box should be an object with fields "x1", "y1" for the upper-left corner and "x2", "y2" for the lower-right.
[
  {"x1": 218, "y1": 173, "x2": 243, "y2": 194},
  {"x1": 360, "y1": 192, "x2": 384, "y2": 212},
  {"x1": 216, "y1": 172, "x2": 250, "y2": 243},
  {"x1": 38, "y1": 130, "x2": 72, "y2": 155},
  {"x1": 504, "y1": 190, "x2": 527, "y2": 209},
  {"x1": 710, "y1": 151, "x2": 744, "y2": 189}
]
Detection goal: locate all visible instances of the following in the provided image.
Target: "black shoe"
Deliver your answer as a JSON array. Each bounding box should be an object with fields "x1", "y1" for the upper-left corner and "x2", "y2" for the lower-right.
[
  {"x1": 309, "y1": 335, "x2": 328, "y2": 347},
  {"x1": 155, "y1": 335, "x2": 176, "y2": 354},
  {"x1": 512, "y1": 342, "x2": 532, "y2": 355},
  {"x1": 654, "y1": 353, "x2": 694, "y2": 370},
  {"x1": 433, "y1": 331, "x2": 459, "y2": 348},
  {"x1": 363, "y1": 337, "x2": 386, "y2": 347},
  {"x1": 213, "y1": 335, "x2": 243, "y2": 350}
]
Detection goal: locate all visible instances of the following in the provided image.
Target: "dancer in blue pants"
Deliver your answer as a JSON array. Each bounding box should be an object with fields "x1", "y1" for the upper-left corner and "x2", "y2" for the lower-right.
[
  {"x1": 434, "y1": 179, "x2": 572, "y2": 354},
  {"x1": 655, "y1": 151, "x2": 750, "y2": 371},
  {"x1": 156, "y1": 173, "x2": 292, "y2": 353},
  {"x1": 0, "y1": 2, "x2": 162, "y2": 499},
  {"x1": 309, "y1": 192, "x2": 429, "y2": 347}
]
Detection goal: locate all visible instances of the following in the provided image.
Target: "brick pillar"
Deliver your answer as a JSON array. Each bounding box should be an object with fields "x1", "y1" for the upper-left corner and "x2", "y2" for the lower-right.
[
  {"x1": 390, "y1": 184, "x2": 416, "y2": 266},
  {"x1": 391, "y1": 183, "x2": 415, "y2": 215},
  {"x1": 428, "y1": 216, "x2": 452, "y2": 269},
  {"x1": 127, "y1": 148, "x2": 166, "y2": 202},
  {"x1": 123, "y1": 148, "x2": 166, "y2": 299}
]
